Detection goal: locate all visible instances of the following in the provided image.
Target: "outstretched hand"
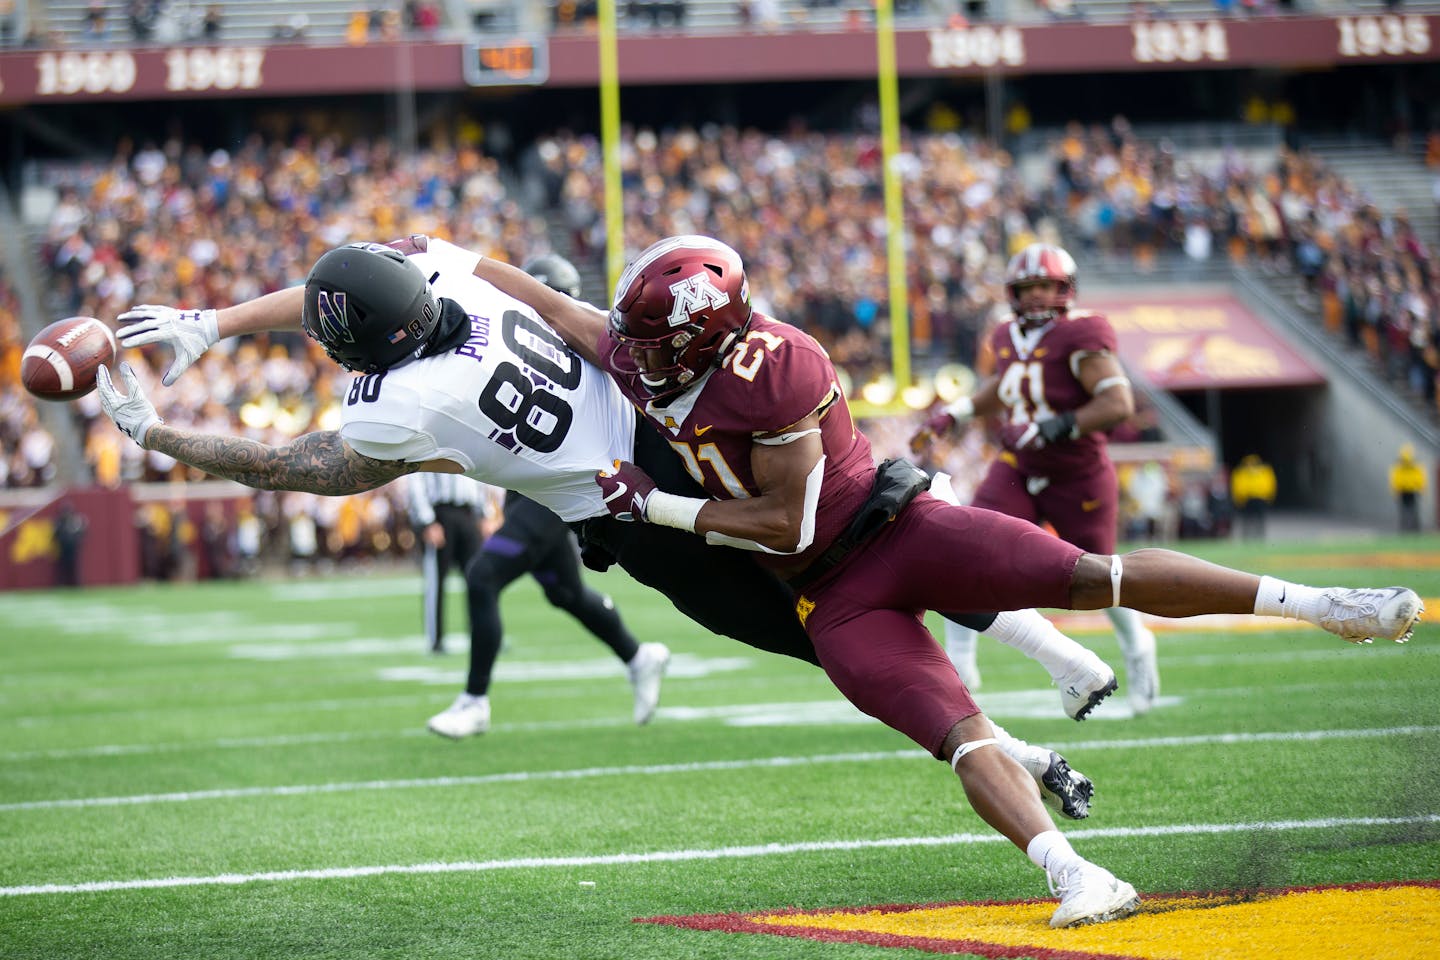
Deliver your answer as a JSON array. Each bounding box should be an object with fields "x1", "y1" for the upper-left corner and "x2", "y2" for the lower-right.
[
  {"x1": 596, "y1": 460, "x2": 658, "y2": 522},
  {"x1": 116, "y1": 305, "x2": 220, "y2": 386},
  {"x1": 909, "y1": 410, "x2": 958, "y2": 455},
  {"x1": 96, "y1": 362, "x2": 164, "y2": 448}
]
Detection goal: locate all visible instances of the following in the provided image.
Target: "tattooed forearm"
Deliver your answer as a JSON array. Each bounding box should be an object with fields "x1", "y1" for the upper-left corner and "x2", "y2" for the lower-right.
[{"x1": 146, "y1": 426, "x2": 421, "y2": 495}]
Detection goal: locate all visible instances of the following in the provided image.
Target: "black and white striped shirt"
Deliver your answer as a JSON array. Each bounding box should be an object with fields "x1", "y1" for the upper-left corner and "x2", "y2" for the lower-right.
[{"x1": 407, "y1": 473, "x2": 497, "y2": 527}]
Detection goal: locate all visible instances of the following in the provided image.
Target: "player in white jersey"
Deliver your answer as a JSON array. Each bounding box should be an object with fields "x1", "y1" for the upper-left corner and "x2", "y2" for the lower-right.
[
  {"x1": 99, "y1": 237, "x2": 1105, "y2": 818},
  {"x1": 337, "y1": 238, "x2": 636, "y2": 522}
]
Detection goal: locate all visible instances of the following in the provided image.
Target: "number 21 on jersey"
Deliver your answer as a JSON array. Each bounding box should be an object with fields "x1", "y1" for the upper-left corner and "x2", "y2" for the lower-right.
[
  {"x1": 666, "y1": 330, "x2": 788, "y2": 497},
  {"x1": 722, "y1": 329, "x2": 785, "y2": 381}
]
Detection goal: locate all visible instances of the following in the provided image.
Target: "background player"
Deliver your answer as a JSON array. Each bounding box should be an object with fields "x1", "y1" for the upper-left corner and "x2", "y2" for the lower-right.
[{"x1": 911, "y1": 243, "x2": 1160, "y2": 715}]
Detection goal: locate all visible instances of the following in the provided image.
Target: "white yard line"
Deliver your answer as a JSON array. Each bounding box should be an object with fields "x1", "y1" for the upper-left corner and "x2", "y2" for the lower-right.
[
  {"x1": 0, "y1": 751, "x2": 919, "y2": 811},
  {"x1": 2, "y1": 814, "x2": 1436, "y2": 898},
  {"x1": 4, "y1": 725, "x2": 1436, "y2": 812}
]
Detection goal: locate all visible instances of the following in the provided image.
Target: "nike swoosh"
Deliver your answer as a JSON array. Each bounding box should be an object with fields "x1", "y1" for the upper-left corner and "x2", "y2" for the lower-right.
[
  {"x1": 694, "y1": 424, "x2": 714, "y2": 437},
  {"x1": 1279, "y1": 587, "x2": 1287, "y2": 604},
  {"x1": 603, "y1": 481, "x2": 628, "y2": 504}
]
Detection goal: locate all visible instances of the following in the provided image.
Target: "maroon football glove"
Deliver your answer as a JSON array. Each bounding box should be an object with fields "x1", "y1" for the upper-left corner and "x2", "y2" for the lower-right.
[
  {"x1": 596, "y1": 460, "x2": 657, "y2": 523},
  {"x1": 909, "y1": 411, "x2": 957, "y2": 455}
]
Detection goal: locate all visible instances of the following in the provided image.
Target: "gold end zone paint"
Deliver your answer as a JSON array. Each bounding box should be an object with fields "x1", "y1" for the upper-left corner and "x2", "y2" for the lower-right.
[{"x1": 640, "y1": 880, "x2": 1439, "y2": 959}]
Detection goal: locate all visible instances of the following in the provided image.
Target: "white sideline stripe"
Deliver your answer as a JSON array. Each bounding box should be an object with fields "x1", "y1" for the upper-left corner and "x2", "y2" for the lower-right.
[
  {"x1": 3, "y1": 814, "x2": 1436, "y2": 899},
  {"x1": 0, "y1": 751, "x2": 919, "y2": 811},
  {"x1": 5, "y1": 725, "x2": 1437, "y2": 812}
]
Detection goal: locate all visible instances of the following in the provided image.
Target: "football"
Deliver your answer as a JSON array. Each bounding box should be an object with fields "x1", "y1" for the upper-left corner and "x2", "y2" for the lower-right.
[{"x1": 21, "y1": 316, "x2": 118, "y2": 401}]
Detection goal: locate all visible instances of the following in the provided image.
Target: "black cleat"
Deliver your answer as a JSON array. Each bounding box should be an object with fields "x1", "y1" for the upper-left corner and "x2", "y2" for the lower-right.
[{"x1": 1039, "y1": 752, "x2": 1093, "y2": 820}]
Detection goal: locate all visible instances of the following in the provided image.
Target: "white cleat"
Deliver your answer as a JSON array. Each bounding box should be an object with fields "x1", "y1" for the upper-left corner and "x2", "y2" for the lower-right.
[
  {"x1": 426, "y1": 693, "x2": 491, "y2": 740},
  {"x1": 628, "y1": 642, "x2": 671, "y2": 725},
  {"x1": 1317, "y1": 587, "x2": 1424, "y2": 644},
  {"x1": 1047, "y1": 861, "x2": 1141, "y2": 928},
  {"x1": 1055, "y1": 652, "x2": 1117, "y2": 721},
  {"x1": 1123, "y1": 627, "x2": 1160, "y2": 717}
]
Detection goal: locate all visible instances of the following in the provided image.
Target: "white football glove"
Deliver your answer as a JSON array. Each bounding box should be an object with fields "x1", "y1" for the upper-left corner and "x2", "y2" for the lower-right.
[
  {"x1": 96, "y1": 362, "x2": 164, "y2": 448},
  {"x1": 116, "y1": 304, "x2": 220, "y2": 386}
]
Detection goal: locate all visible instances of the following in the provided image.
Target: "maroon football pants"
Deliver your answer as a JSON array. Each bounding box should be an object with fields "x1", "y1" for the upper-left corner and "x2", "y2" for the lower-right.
[{"x1": 797, "y1": 493, "x2": 1084, "y2": 758}]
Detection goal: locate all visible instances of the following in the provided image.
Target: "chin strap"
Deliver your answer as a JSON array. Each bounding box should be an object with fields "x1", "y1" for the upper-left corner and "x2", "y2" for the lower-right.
[{"x1": 420, "y1": 298, "x2": 473, "y2": 359}]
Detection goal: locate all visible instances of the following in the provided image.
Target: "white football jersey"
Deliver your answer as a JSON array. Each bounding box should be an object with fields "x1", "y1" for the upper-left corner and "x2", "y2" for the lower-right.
[{"x1": 339, "y1": 239, "x2": 635, "y2": 522}]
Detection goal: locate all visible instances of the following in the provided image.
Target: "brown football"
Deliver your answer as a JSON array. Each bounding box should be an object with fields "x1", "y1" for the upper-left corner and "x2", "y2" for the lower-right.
[{"x1": 21, "y1": 316, "x2": 118, "y2": 401}]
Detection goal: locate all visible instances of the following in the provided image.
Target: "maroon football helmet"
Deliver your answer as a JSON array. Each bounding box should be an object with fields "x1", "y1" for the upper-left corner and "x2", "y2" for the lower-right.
[
  {"x1": 1005, "y1": 243, "x2": 1078, "y2": 328},
  {"x1": 606, "y1": 235, "x2": 753, "y2": 401}
]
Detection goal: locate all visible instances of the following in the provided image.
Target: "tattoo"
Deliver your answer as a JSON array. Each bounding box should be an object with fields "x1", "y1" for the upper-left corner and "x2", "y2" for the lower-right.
[{"x1": 148, "y1": 427, "x2": 421, "y2": 495}]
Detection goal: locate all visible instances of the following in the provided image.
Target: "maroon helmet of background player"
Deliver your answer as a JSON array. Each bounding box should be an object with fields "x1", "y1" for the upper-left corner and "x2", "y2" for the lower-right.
[
  {"x1": 1005, "y1": 243, "x2": 1078, "y2": 329},
  {"x1": 606, "y1": 235, "x2": 754, "y2": 402}
]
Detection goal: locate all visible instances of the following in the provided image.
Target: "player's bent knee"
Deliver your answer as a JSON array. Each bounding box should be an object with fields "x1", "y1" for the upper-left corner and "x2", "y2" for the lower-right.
[
  {"x1": 464, "y1": 555, "x2": 503, "y2": 597},
  {"x1": 541, "y1": 584, "x2": 579, "y2": 609}
]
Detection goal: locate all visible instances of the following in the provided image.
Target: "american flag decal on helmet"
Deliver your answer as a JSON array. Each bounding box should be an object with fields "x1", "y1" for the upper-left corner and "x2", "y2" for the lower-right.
[
  {"x1": 388, "y1": 329, "x2": 409, "y2": 344},
  {"x1": 314, "y1": 291, "x2": 354, "y2": 343}
]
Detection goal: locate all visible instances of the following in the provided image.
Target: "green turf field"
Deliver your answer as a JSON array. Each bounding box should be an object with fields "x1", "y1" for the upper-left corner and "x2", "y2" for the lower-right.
[{"x1": 2, "y1": 534, "x2": 1437, "y2": 959}]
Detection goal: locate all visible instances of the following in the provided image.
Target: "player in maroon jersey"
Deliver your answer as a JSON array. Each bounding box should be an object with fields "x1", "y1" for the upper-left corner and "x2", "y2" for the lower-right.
[
  {"x1": 472, "y1": 234, "x2": 1420, "y2": 929},
  {"x1": 910, "y1": 243, "x2": 1160, "y2": 715}
]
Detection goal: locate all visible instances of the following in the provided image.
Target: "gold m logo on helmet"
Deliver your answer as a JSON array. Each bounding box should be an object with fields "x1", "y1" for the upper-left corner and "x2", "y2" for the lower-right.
[{"x1": 668, "y1": 273, "x2": 730, "y2": 328}]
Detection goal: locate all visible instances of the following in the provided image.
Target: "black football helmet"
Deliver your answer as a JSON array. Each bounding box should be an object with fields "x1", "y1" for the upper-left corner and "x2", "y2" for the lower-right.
[
  {"x1": 606, "y1": 235, "x2": 753, "y2": 402},
  {"x1": 522, "y1": 253, "x2": 583, "y2": 299},
  {"x1": 302, "y1": 242, "x2": 440, "y2": 373}
]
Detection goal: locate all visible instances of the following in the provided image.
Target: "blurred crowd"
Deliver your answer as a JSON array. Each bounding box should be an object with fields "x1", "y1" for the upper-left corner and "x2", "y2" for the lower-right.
[
  {"x1": 527, "y1": 126, "x2": 1010, "y2": 377},
  {"x1": 8, "y1": 116, "x2": 1437, "y2": 575},
  {"x1": 1045, "y1": 119, "x2": 1440, "y2": 409}
]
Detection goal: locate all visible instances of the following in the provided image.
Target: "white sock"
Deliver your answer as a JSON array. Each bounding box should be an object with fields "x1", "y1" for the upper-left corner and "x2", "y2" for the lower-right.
[
  {"x1": 458, "y1": 692, "x2": 488, "y2": 708},
  {"x1": 944, "y1": 621, "x2": 981, "y2": 687},
  {"x1": 1027, "y1": 829, "x2": 1081, "y2": 874},
  {"x1": 988, "y1": 609, "x2": 1091, "y2": 680},
  {"x1": 1253, "y1": 576, "x2": 1325, "y2": 622},
  {"x1": 987, "y1": 721, "x2": 1051, "y2": 780},
  {"x1": 1103, "y1": 607, "x2": 1152, "y2": 657}
]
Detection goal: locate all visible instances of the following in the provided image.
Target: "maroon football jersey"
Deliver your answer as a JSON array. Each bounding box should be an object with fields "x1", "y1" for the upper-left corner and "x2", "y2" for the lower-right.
[
  {"x1": 987, "y1": 310, "x2": 1116, "y2": 474},
  {"x1": 608, "y1": 314, "x2": 874, "y2": 577}
]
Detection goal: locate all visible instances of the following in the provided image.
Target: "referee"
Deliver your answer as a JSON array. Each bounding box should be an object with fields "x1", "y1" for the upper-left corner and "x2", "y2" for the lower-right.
[{"x1": 408, "y1": 471, "x2": 495, "y2": 654}]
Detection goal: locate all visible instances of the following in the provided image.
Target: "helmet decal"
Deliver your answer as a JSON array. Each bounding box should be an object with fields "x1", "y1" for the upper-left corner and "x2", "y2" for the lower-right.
[
  {"x1": 607, "y1": 235, "x2": 753, "y2": 401},
  {"x1": 667, "y1": 272, "x2": 731, "y2": 327},
  {"x1": 314, "y1": 290, "x2": 354, "y2": 344}
]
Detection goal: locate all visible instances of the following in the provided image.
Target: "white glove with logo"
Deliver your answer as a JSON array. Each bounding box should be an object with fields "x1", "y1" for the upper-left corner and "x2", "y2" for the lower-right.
[
  {"x1": 96, "y1": 363, "x2": 164, "y2": 448},
  {"x1": 116, "y1": 305, "x2": 220, "y2": 386}
]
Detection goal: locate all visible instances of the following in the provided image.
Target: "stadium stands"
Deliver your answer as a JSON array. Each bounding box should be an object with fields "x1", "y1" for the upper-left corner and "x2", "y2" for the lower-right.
[
  {"x1": 11, "y1": 111, "x2": 1438, "y2": 575},
  {"x1": 24, "y1": 0, "x2": 1440, "y2": 49}
]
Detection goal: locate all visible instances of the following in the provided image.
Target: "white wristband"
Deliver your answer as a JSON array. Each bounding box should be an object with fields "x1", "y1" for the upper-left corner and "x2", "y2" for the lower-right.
[
  {"x1": 643, "y1": 491, "x2": 706, "y2": 533},
  {"x1": 944, "y1": 395, "x2": 975, "y2": 423}
]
